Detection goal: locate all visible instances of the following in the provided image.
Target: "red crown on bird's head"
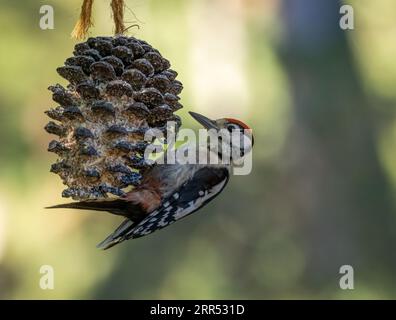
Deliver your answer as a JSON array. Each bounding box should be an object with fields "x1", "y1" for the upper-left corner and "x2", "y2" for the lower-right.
[{"x1": 225, "y1": 118, "x2": 251, "y2": 130}]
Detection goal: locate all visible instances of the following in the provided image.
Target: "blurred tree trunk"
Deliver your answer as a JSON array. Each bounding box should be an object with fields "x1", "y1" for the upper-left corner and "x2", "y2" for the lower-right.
[{"x1": 279, "y1": 0, "x2": 396, "y2": 292}]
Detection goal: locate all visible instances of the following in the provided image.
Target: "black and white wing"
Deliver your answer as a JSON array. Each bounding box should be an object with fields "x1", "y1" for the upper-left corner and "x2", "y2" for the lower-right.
[{"x1": 97, "y1": 166, "x2": 229, "y2": 249}]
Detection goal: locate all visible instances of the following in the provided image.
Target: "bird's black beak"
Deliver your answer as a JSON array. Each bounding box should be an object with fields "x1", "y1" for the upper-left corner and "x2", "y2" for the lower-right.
[{"x1": 189, "y1": 112, "x2": 218, "y2": 130}]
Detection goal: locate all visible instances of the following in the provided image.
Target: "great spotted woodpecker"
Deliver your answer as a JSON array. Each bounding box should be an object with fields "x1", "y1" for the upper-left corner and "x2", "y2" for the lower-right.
[{"x1": 48, "y1": 112, "x2": 253, "y2": 249}]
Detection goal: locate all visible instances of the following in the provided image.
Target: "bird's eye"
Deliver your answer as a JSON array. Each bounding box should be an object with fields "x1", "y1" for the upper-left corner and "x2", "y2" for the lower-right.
[{"x1": 227, "y1": 123, "x2": 240, "y2": 132}]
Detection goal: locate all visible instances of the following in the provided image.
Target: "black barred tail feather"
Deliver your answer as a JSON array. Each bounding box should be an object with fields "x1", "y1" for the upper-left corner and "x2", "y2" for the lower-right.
[
  {"x1": 46, "y1": 199, "x2": 144, "y2": 219},
  {"x1": 47, "y1": 199, "x2": 141, "y2": 249},
  {"x1": 96, "y1": 218, "x2": 135, "y2": 250}
]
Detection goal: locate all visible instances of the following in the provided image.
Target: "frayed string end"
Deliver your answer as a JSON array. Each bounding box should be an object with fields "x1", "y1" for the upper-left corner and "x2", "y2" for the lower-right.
[
  {"x1": 71, "y1": 0, "x2": 127, "y2": 40},
  {"x1": 71, "y1": 0, "x2": 94, "y2": 40}
]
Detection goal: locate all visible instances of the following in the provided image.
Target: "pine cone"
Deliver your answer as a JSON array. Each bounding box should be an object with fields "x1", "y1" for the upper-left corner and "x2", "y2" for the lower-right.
[{"x1": 45, "y1": 36, "x2": 183, "y2": 200}]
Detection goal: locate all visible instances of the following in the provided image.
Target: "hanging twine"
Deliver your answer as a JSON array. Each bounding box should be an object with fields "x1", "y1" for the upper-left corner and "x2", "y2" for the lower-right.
[
  {"x1": 110, "y1": 0, "x2": 126, "y2": 35},
  {"x1": 71, "y1": 0, "x2": 126, "y2": 40}
]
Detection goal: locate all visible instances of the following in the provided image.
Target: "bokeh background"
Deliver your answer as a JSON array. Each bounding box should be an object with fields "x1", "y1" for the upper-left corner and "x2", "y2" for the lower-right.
[{"x1": 0, "y1": 0, "x2": 396, "y2": 299}]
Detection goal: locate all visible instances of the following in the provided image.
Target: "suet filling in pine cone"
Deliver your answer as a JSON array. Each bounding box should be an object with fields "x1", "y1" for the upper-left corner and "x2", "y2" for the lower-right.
[{"x1": 45, "y1": 36, "x2": 183, "y2": 200}]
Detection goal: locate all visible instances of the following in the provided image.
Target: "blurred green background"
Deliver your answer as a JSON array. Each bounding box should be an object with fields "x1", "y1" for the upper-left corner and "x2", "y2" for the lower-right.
[{"x1": 1, "y1": 0, "x2": 396, "y2": 299}]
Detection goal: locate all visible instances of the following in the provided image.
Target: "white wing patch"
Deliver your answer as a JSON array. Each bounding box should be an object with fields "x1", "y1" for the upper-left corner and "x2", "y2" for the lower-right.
[{"x1": 128, "y1": 178, "x2": 228, "y2": 238}]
